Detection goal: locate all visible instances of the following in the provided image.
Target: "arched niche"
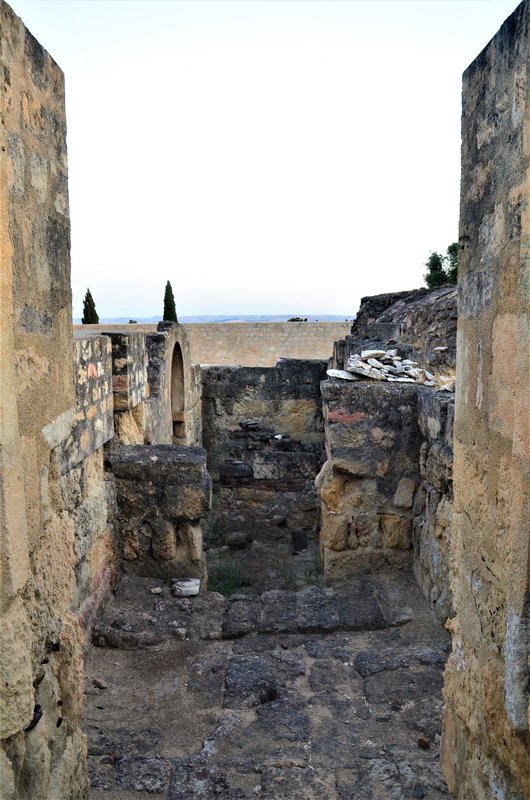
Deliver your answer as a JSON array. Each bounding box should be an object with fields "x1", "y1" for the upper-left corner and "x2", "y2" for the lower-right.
[{"x1": 171, "y1": 342, "x2": 185, "y2": 443}]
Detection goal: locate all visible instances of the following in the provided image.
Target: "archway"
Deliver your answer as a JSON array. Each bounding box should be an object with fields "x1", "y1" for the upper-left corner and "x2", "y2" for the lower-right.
[{"x1": 171, "y1": 342, "x2": 185, "y2": 443}]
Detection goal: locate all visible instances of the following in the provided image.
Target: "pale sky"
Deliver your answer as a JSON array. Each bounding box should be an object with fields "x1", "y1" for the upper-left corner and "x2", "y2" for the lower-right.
[{"x1": 9, "y1": 0, "x2": 520, "y2": 319}]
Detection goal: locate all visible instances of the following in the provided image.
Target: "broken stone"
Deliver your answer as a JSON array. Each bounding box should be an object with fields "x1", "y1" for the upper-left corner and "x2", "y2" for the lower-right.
[
  {"x1": 93, "y1": 678, "x2": 108, "y2": 690},
  {"x1": 433, "y1": 346, "x2": 448, "y2": 352},
  {"x1": 326, "y1": 368, "x2": 359, "y2": 381},
  {"x1": 361, "y1": 350, "x2": 387, "y2": 359},
  {"x1": 171, "y1": 578, "x2": 201, "y2": 597},
  {"x1": 393, "y1": 477, "x2": 416, "y2": 508},
  {"x1": 239, "y1": 418, "x2": 261, "y2": 429},
  {"x1": 149, "y1": 587, "x2": 163, "y2": 595}
]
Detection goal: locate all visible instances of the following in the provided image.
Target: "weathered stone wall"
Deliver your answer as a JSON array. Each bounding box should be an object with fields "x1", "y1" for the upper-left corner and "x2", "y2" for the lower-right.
[
  {"x1": 185, "y1": 322, "x2": 351, "y2": 366},
  {"x1": 77, "y1": 321, "x2": 351, "y2": 367},
  {"x1": 350, "y1": 286, "x2": 457, "y2": 356},
  {"x1": 55, "y1": 334, "x2": 114, "y2": 474},
  {"x1": 201, "y1": 360, "x2": 326, "y2": 584},
  {"x1": 318, "y1": 382, "x2": 421, "y2": 580},
  {"x1": 109, "y1": 445, "x2": 211, "y2": 582},
  {"x1": 0, "y1": 5, "x2": 89, "y2": 795},
  {"x1": 78, "y1": 322, "x2": 202, "y2": 447},
  {"x1": 318, "y1": 380, "x2": 455, "y2": 622},
  {"x1": 442, "y1": 3, "x2": 530, "y2": 797},
  {"x1": 412, "y1": 391, "x2": 454, "y2": 623},
  {"x1": 105, "y1": 331, "x2": 148, "y2": 412},
  {"x1": 331, "y1": 287, "x2": 457, "y2": 381}
]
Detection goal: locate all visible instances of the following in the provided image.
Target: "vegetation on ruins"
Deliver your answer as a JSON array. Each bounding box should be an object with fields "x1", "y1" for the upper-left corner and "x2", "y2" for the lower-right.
[
  {"x1": 207, "y1": 553, "x2": 242, "y2": 596},
  {"x1": 424, "y1": 242, "x2": 458, "y2": 288},
  {"x1": 163, "y1": 280, "x2": 178, "y2": 322},
  {"x1": 82, "y1": 288, "x2": 99, "y2": 324}
]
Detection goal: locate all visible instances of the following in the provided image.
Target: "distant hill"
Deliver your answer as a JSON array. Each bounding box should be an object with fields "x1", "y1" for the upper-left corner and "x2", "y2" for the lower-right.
[{"x1": 73, "y1": 314, "x2": 352, "y2": 324}]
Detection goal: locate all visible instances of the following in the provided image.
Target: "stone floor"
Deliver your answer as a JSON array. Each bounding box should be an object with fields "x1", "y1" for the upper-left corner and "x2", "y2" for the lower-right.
[{"x1": 85, "y1": 571, "x2": 450, "y2": 799}]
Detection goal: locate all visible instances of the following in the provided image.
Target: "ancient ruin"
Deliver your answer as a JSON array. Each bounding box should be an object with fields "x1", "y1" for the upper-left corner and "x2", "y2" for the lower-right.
[{"x1": 0, "y1": 1, "x2": 529, "y2": 798}]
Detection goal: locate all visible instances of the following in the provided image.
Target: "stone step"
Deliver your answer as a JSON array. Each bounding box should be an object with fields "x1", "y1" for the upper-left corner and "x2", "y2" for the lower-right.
[{"x1": 92, "y1": 576, "x2": 412, "y2": 649}]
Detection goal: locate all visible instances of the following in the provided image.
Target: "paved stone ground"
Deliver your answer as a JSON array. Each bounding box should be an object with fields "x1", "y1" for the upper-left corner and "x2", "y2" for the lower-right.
[{"x1": 85, "y1": 571, "x2": 450, "y2": 799}]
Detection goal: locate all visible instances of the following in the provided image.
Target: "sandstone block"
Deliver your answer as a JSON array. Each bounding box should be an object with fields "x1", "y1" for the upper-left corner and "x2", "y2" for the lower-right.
[
  {"x1": 151, "y1": 519, "x2": 177, "y2": 561},
  {"x1": 380, "y1": 514, "x2": 411, "y2": 549},
  {"x1": 0, "y1": 598, "x2": 34, "y2": 738}
]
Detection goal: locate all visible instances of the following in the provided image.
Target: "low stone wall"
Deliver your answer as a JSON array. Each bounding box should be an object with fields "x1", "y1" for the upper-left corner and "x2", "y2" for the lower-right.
[
  {"x1": 186, "y1": 322, "x2": 351, "y2": 366},
  {"x1": 201, "y1": 360, "x2": 327, "y2": 579},
  {"x1": 109, "y1": 445, "x2": 211, "y2": 581}
]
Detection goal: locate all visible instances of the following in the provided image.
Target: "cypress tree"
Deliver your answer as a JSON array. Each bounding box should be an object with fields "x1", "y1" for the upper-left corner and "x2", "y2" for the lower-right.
[
  {"x1": 82, "y1": 288, "x2": 99, "y2": 324},
  {"x1": 163, "y1": 281, "x2": 178, "y2": 322}
]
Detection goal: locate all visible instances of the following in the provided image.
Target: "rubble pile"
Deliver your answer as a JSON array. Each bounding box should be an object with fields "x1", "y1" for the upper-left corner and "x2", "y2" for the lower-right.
[{"x1": 327, "y1": 349, "x2": 455, "y2": 392}]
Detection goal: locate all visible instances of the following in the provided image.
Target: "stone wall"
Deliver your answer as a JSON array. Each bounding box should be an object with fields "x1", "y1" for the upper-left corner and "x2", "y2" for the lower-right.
[
  {"x1": 133, "y1": 323, "x2": 201, "y2": 446},
  {"x1": 318, "y1": 380, "x2": 454, "y2": 621},
  {"x1": 442, "y1": 3, "x2": 530, "y2": 797},
  {"x1": 0, "y1": 5, "x2": 89, "y2": 795},
  {"x1": 201, "y1": 360, "x2": 327, "y2": 587},
  {"x1": 350, "y1": 286, "x2": 457, "y2": 357},
  {"x1": 318, "y1": 382, "x2": 421, "y2": 579},
  {"x1": 413, "y1": 391, "x2": 454, "y2": 623},
  {"x1": 185, "y1": 322, "x2": 351, "y2": 366},
  {"x1": 77, "y1": 321, "x2": 352, "y2": 367},
  {"x1": 108, "y1": 445, "x2": 211, "y2": 582}
]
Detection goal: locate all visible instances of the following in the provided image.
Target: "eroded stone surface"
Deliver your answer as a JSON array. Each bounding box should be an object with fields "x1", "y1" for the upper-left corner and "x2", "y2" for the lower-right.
[{"x1": 85, "y1": 571, "x2": 449, "y2": 799}]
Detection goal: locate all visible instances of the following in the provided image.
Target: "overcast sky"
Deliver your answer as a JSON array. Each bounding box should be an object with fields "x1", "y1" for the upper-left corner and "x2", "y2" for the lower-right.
[{"x1": 10, "y1": 0, "x2": 519, "y2": 319}]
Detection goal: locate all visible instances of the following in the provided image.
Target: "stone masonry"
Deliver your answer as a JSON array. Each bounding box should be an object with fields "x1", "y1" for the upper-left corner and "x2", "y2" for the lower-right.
[{"x1": 441, "y1": 3, "x2": 530, "y2": 797}]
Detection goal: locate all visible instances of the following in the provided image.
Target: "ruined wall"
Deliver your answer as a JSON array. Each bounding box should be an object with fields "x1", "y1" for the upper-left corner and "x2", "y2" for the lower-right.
[
  {"x1": 201, "y1": 360, "x2": 326, "y2": 586},
  {"x1": 412, "y1": 391, "x2": 454, "y2": 623},
  {"x1": 133, "y1": 323, "x2": 201, "y2": 446},
  {"x1": 108, "y1": 445, "x2": 211, "y2": 582},
  {"x1": 318, "y1": 382, "x2": 421, "y2": 580},
  {"x1": 77, "y1": 322, "x2": 202, "y2": 447},
  {"x1": 318, "y1": 379, "x2": 454, "y2": 621},
  {"x1": 442, "y1": 3, "x2": 530, "y2": 797},
  {"x1": 350, "y1": 286, "x2": 457, "y2": 358},
  {"x1": 0, "y1": 5, "x2": 90, "y2": 795}
]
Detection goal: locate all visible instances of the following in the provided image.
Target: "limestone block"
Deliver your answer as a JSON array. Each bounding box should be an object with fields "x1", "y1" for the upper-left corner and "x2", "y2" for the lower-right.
[
  {"x1": 122, "y1": 524, "x2": 151, "y2": 561},
  {"x1": 0, "y1": 597, "x2": 34, "y2": 738},
  {"x1": 114, "y1": 409, "x2": 143, "y2": 445},
  {"x1": 48, "y1": 727, "x2": 89, "y2": 800},
  {"x1": 393, "y1": 477, "x2": 416, "y2": 508},
  {"x1": 151, "y1": 519, "x2": 177, "y2": 561},
  {"x1": 0, "y1": 445, "x2": 31, "y2": 600},
  {"x1": 181, "y1": 521, "x2": 204, "y2": 563},
  {"x1": 57, "y1": 615, "x2": 85, "y2": 729},
  {"x1": 320, "y1": 512, "x2": 348, "y2": 551},
  {"x1": 380, "y1": 514, "x2": 411, "y2": 550},
  {"x1": 21, "y1": 710, "x2": 51, "y2": 800},
  {"x1": 0, "y1": 748, "x2": 15, "y2": 800}
]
